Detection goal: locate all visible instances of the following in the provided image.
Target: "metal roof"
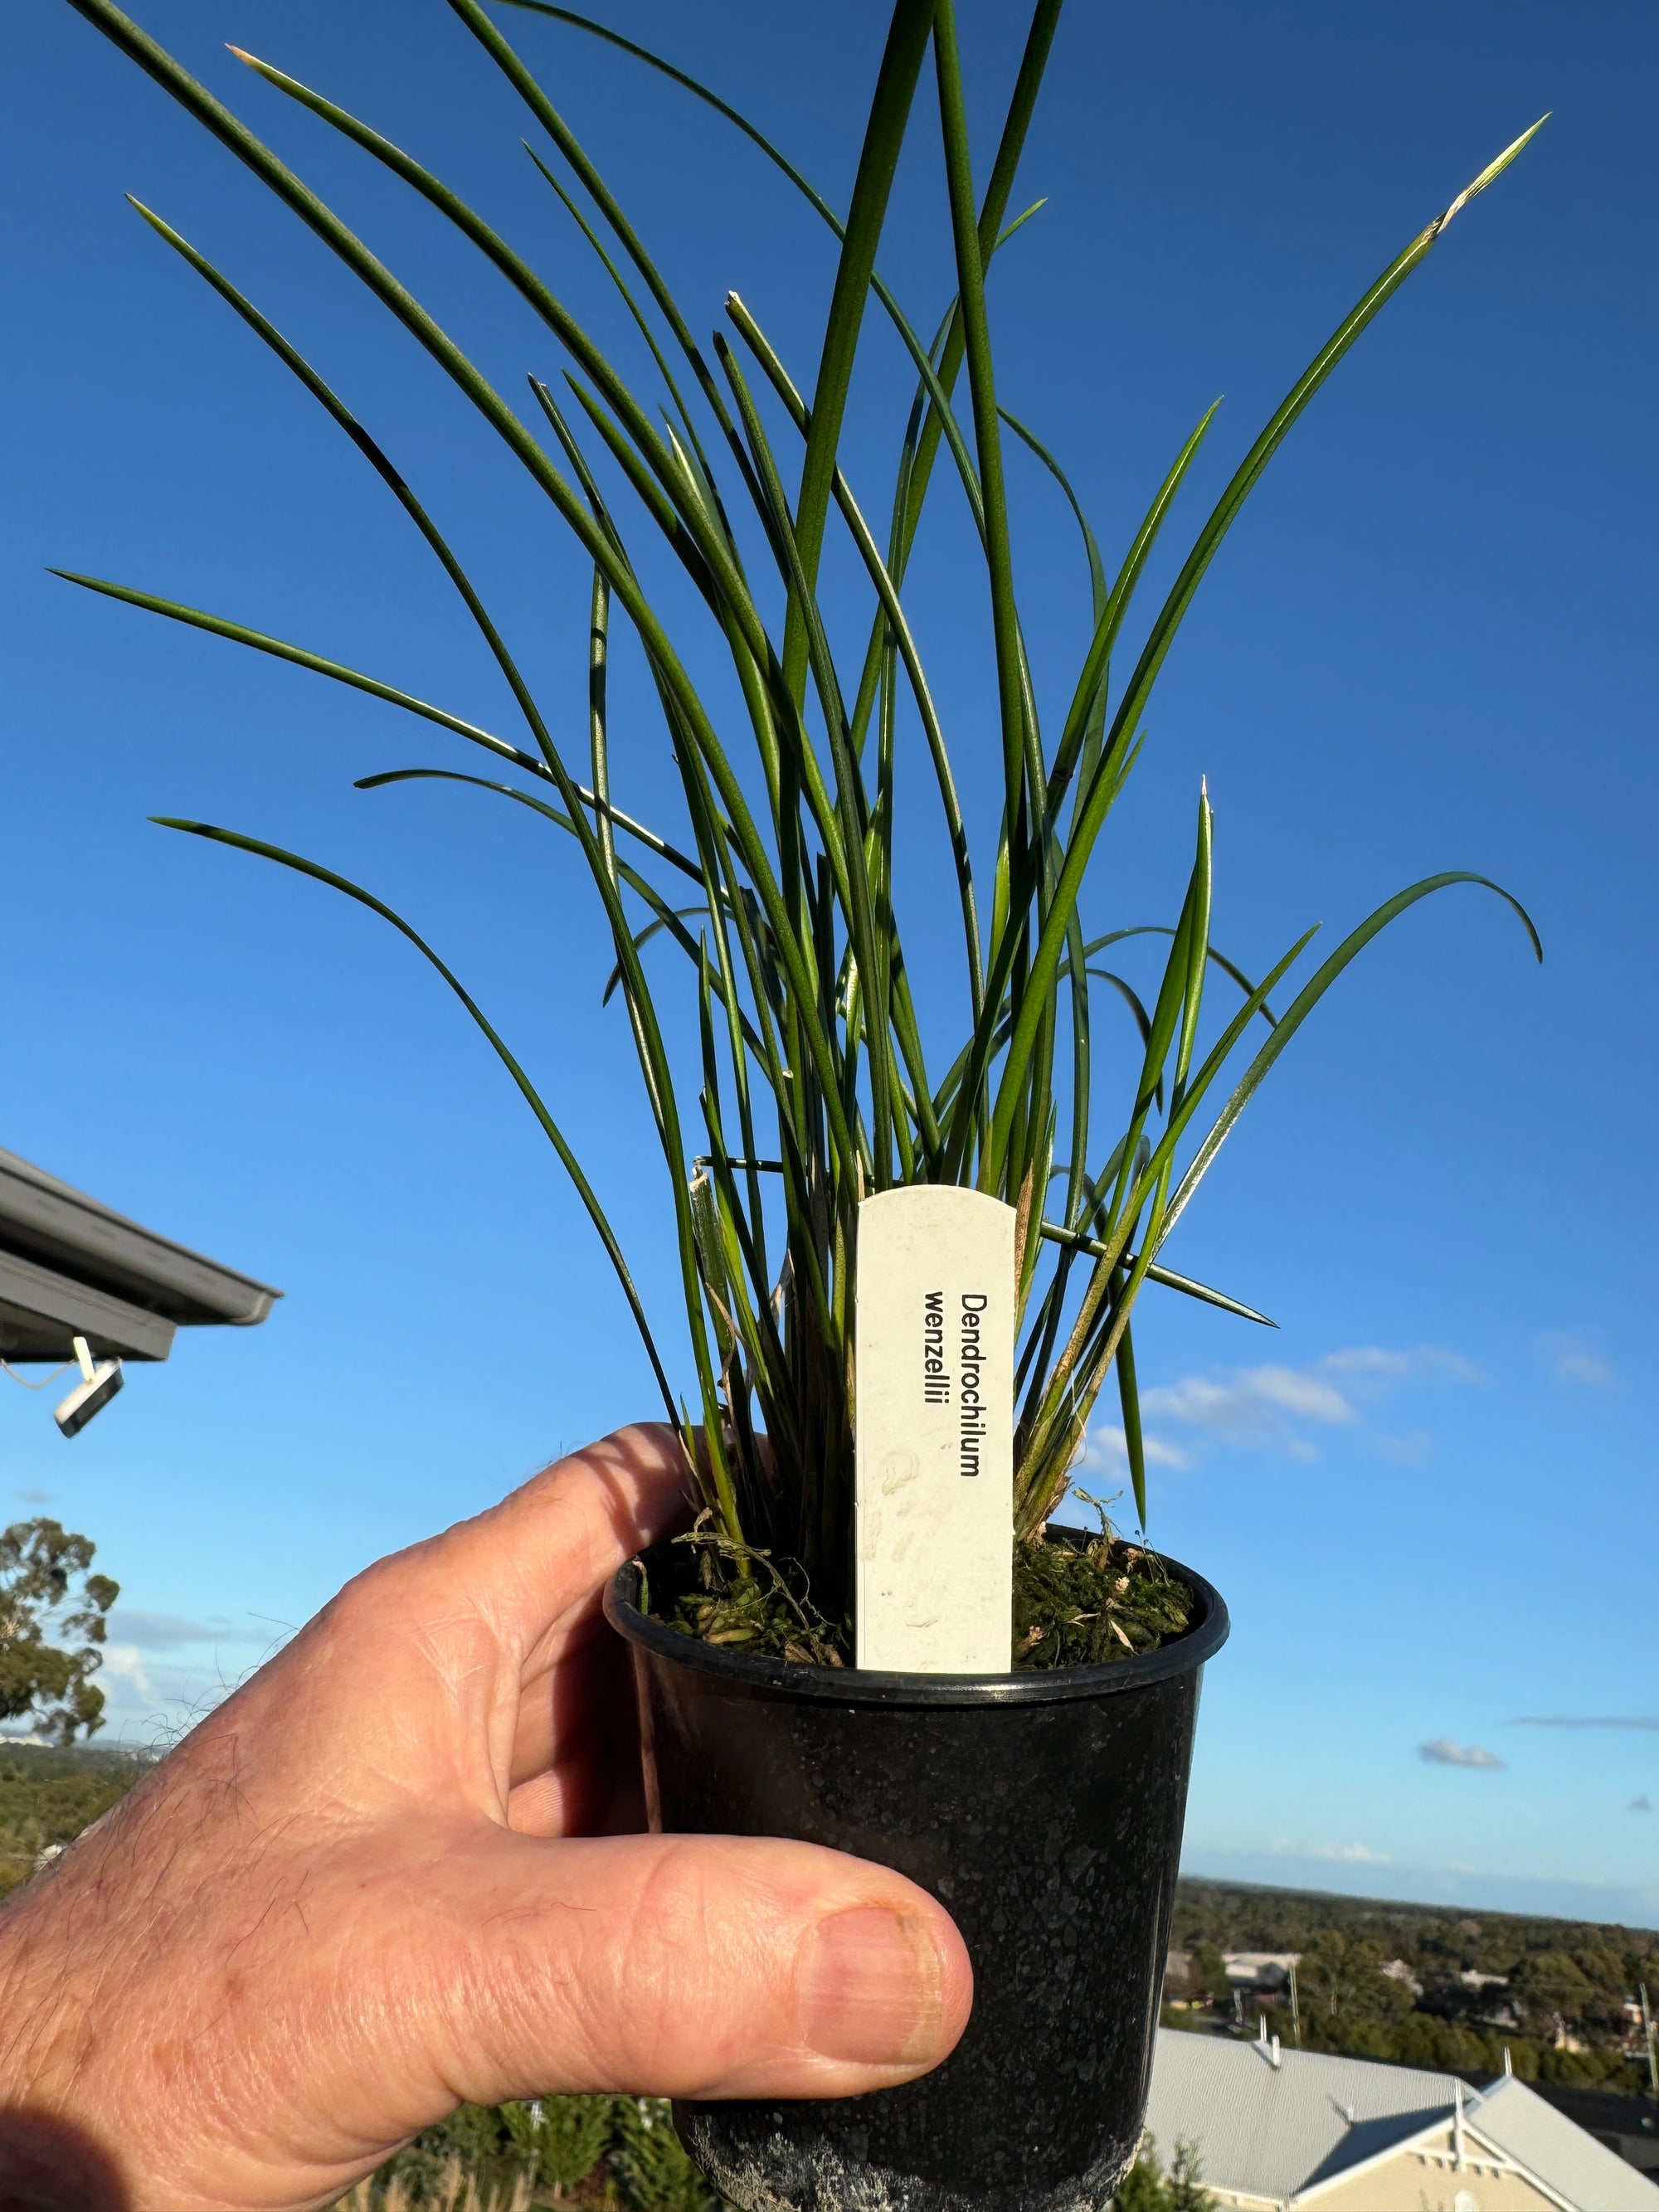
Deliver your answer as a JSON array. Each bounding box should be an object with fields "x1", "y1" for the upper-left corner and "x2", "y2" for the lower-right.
[
  {"x1": 1143, "y1": 2030, "x2": 1454, "y2": 2204},
  {"x1": 1470, "y1": 2075, "x2": 1659, "y2": 2212},
  {"x1": 1141, "y1": 2030, "x2": 1659, "y2": 2210},
  {"x1": 0, "y1": 1148, "x2": 280, "y2": 1364}
]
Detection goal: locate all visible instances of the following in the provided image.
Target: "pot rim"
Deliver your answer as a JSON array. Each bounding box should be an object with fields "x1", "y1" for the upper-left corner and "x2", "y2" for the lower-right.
[{"x1": 605, "y1": 1541, "x2": 1228, "y2": 1708}]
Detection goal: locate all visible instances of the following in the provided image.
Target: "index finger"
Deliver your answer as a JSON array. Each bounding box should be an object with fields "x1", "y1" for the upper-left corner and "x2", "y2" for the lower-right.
[{"x1": 445, "y1": 1422, "x2": 696, "y2": 1654}]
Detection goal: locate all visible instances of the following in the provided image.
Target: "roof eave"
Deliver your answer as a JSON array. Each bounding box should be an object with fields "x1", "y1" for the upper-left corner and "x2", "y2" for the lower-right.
[{"x1": 0, "y1": 1148, "x2": 281, "y2": 1333}]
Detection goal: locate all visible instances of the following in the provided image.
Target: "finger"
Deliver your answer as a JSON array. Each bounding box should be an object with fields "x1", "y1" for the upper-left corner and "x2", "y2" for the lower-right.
[
  {"x1": 441, "y1": 1422, "x2": 694, "y2": 1650},
  {"x1": 209, "y1": 1428, "x2": 691, "y2": 1821},
  {"x1": 411, "y1": 1830, "x2": 974, "y2": 2105},
  {"x1": 504, "y1": 1612, "x2": 646, "y2": 1839},
  {"x1": 352, "y1": 1422, "x2": 691, "y2": 1784}
]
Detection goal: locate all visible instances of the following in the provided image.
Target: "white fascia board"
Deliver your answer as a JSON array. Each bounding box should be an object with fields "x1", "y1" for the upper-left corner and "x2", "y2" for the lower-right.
[
  {"x1": 0, "y1": 1149, "x2": 280, "y2": 1326},
  {"x1": 0, "y1": 1247, "x2": 177, "y2": 1362}
]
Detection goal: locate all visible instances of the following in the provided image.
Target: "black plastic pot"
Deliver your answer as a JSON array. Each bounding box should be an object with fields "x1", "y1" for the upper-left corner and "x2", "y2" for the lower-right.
[{"x1": 606, "y1": 1544, "x2": 1228, "y2": 2212}]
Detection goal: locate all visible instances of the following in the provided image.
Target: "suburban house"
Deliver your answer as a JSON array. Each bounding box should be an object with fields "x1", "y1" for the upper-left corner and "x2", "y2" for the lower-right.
[
  {"x1": 1226, "y1": 1952, "x2": 1303, "y2": 1992},
  {"x1": 1142, "y1": 2025, "x2": 1659, "y2": 2210}
]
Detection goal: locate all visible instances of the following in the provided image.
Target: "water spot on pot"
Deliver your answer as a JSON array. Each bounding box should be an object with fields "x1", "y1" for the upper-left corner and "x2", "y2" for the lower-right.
[{"x1": 1064, "y1": 1843, "x2": 1098, "y2": 1879}]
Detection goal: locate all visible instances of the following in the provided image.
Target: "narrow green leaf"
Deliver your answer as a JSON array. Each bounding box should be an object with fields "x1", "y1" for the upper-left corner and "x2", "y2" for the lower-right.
[
  {"x1": 723, "y1": 292, "x2": 984, "y2": 1027},
  {"x1": 935, "y1": 1, "x2": 1034, "y2": 856},
  {"x1": 986, "y1": 121, "x2": 1548, "y2": 1184},
  {"x1": 447, "y1": 0, "x2": 746, "y2": 503},
  {"x1": 1116, "y1": 1319, "x2": 1147, "y2": 1531},
  {"x1": 1156, "y1": 872, "x2": 1543, "y2": 1247},
  {"x1": 1045, "y1": 402, "x2": 1219, "y2": 814},
  {"x1": 1035, "y1": 1221, "x2": 1275, "y2": 1328},
  {"x1": 490, "y1": 0, "x2": 1002, "y2": 543},
  {"x1": 601, "y1": 908, "x2": 708, "y2": 1007},
  {"x1": 52, "y1": 570, "x2": 547, "y2": 778},
  {"x1": 355, "y1": 765, "x2": 706, "y2": 886},
  {"x1": 151, "y1": 817, "x2": 682, "y2": 1425},
  {"x1": 999, "y1": 402, "x2": 1106, "y2": 620},
  {"x1": 121, "y1": 195, "x2": 579, "y2": 807},
  {"x1": 1083, "y1": 926, "x2": 1282, "y2": 1026},
  {"x1": 781, "y1": 0, "x2": 937, "y2": 707}
]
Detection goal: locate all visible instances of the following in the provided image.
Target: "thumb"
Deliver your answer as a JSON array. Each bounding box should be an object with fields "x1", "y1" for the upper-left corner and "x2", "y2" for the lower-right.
[{"x1": 416, "y1": 1828, "x2": 973, "y2": 2104}]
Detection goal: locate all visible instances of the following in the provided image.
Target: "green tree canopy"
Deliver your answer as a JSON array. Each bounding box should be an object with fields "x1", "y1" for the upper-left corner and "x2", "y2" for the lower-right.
[
  {"x1": 0, "y1": 1519, "x2": 119, "y2": 1744},
  {"x1": 1511, "y1": 1948, "x2": 1593, "y2": 2023},
  {"x1": 1190, "y1": 1943, "x2": 1230, "y2": 2002},
  {"x1": 1297, "y1": 1932, "x2": 1413, "y2": 2026},
  {"x1": 1114, "y1": 2136, "x2": 1216, "y2": 2211}
]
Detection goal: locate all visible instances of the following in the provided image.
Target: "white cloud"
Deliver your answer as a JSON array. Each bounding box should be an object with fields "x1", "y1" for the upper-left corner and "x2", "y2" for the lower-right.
[
  {"x1": 1095, "y1": 1344, "x2": 1481, "y2": 1466},
  {"x1": 94, "y1": 1641, "x2": 251, "y2": 1746},
  {"x1": 1146, "y1": 1365, "x2": 1356, "y2": 1432},
  {"x1": 1082, "y1": 1424, "x2": 1190, "y2": 1473},
  {"x1": 1321, "y1": 1345, "x2": 1482, "y2": 1385},
  {"x1": 1262, "y1": 1837, "x2": 1392, "y2": 1865},
  {"x1": 99, "y1": 1643, "x2": 161, "y2": 1708},
  {"x1": 1538, "y1": 1331, "x2": 1616, "y2": 1388},
  {"x1": 1420, "y1": 1738, "x2": 1506, "y2": 1770},
  {"x1": 1515, "y1": 1714, "x2": 1659, "y2": 1732},
  {"x1": 109, "y1": 1610, "x2": 265, "y2": 1652}
]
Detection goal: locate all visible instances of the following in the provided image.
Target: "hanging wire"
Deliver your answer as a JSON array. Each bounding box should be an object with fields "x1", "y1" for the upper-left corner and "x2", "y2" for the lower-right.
[{"x1": 1, "y1": 1360, "x2": 72, "y2": 1390}]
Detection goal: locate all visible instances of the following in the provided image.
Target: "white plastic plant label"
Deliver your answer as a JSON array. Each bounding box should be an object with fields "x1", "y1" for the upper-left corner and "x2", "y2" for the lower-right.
[{"x1": 854, "y1": 1185, "x2": 1016, "y2": 1672}]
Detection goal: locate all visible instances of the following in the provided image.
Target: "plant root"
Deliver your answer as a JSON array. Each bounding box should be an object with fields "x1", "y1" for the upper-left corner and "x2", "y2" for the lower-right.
[{"x1": 645, "y1": 1513, "x2": 1191, "y2": 1671}]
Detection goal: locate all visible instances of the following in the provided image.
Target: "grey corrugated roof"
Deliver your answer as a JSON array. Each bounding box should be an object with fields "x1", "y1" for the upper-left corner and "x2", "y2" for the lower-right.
[
  {"x1": 0, "y1": 1148, "x2": 280, "y2": 1362},
  {"x1": 1468, "y1": 2074, "x2": 1659, "y2": 2212},
  {"x1": 1142, "y1": 2030, "x2": 1454, "y2": 2204},
  {"x1": 1142, "y1": 2031, "x2": 1659, "y2": 2209}
]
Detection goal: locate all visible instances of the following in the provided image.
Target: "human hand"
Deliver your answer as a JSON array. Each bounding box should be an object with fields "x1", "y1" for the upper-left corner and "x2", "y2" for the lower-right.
[{"x1": 0, "y1": 1425, "x2": 971, "y2": 2211}]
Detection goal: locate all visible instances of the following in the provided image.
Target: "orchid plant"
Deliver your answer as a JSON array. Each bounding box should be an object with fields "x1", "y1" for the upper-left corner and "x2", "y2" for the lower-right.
[{"x1": 58, "y1": 0, "x2": 1541, "y2": 1632}]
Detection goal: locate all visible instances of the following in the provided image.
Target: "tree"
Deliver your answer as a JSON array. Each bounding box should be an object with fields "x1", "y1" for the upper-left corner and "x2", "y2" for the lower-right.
[
  {"x1": 1297, "y1": 1931, "x2": 1413, "y2": 2028},
  {"x1": 1113, "y1": 2136, "x2": 1216, "y2": 2212},
  {"x1": 501, "y1": 2093, "x2": 612, "y2": 2193},
  {"x1": 1191, "y1": 1943, "x2": 1230, "y2": 2003},
  {"x1": 1113, "y1": 2150, "x2": 1171, "y2": 2212},
  {"x1": 0, "y1": 1519, "x2": 119, "y2": 1744},
  {"x1": 1569, "y1": 1949, "x2": 1632, "y2": 2032},
  {"x1": 380, "y1": 2096, "x2": 722, "y2": 2209},
  {"x1": 1166, "y1": 2139, "x2": 1216, "y2": 2211},
  {"x1": 1511, "y1": 1949, "x2": 1593, "y2": 2031}
]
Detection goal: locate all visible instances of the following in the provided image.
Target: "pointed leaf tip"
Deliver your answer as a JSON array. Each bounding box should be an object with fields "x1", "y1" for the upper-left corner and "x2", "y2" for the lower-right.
[{"x1": 1436, "y1": 114, "x2": 1550, "y2": 236}]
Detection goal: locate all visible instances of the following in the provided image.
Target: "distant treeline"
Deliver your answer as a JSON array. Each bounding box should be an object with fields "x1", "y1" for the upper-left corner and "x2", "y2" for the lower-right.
[
  {"x1": 0, "y1": 1741, "x2": 153, "y2": 1902},
  {"x1": 1168, "y1": 1875, "x2": 1659, "y2": 2096},
  {"x1": 5, "y1": 1749, "x2": 1649, "y2": 2200}
]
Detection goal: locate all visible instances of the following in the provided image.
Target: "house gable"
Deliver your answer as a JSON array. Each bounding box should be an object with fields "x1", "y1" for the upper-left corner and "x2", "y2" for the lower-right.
[
  {"x1": 1293, "y1": 2116, "x2": 1572, "y2": 2212},
  {"x1": 1141, "y1": 2034, "x2": 1659, "y2": 2212}
]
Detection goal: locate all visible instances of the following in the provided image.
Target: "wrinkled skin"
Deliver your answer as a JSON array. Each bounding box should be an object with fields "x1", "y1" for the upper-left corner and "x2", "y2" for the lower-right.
[{"x1": 0, "y1": 1427, "x2": 971, "y2": 2211}]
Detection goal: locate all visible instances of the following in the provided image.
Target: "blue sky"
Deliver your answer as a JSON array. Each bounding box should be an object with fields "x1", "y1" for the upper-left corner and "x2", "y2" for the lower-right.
[{"x1": 3, "y1": 1, "x2": 1655, "y2": 1925}]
